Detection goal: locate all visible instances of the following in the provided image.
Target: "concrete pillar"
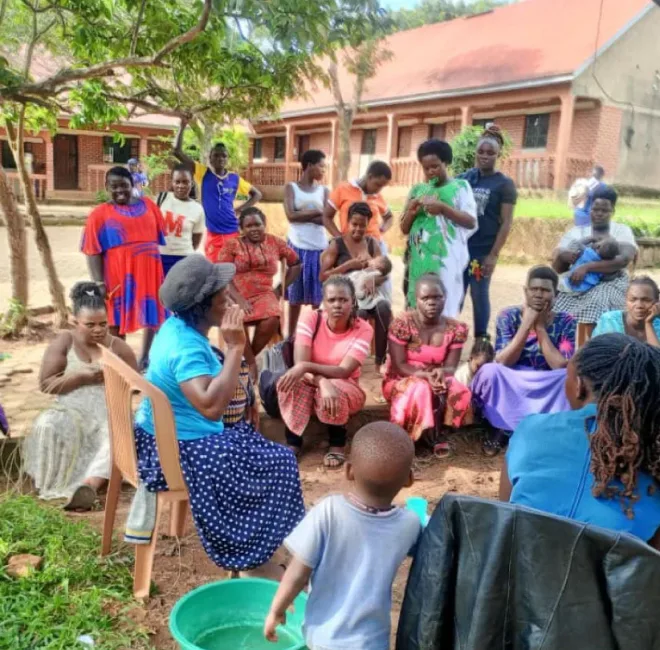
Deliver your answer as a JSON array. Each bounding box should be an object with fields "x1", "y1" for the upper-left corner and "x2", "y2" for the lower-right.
[
  {"x1": 385, "y1": 112, "x2": 398, "y2": 162},
  {"x1": 45, "y1": 134, "x2": 54, "y2": 193},
  {"x1": 553, "y1": 93, "x2": 576, "y2": 191},
  {"x1": 138, "y1": 137, "x2": 148, "y2": 160},
  {"x1": 284, "y1": 123, "x2": 296, "y2": 182},
  {"x1": 460, "y1": 105, "x2": 473, "y2": 130}
]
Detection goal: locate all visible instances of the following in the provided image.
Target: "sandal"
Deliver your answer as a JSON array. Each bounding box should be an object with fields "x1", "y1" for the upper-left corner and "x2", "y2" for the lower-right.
[
  {"x1": 373, "y1": 395, "x2": 388, "y2": 405},
  {"x1": 64, "y1": 484, "x2": 97, "y2": 512},
  {"x1": 323, "y1": 451, "x2": 346, "y2": 469},
  {"x1": 432, "y1": 441, "x2": 451, "y2": 460}
]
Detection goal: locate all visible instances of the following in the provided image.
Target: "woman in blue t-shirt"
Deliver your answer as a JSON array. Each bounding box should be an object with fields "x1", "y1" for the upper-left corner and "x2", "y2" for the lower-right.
[
  {"x1": 500, "y1": 334, "x2": 660, "y2": 548},
  {"x1": 134, "y1": 255, "x2": 304, "y2": 574},
  {"x1": 460, "y1": 125, "x2": 517, "y2": 339}
]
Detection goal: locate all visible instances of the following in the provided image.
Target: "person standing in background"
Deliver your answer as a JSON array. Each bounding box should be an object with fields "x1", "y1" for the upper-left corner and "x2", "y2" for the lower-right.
[
  {"x1": 569, "y1": 165, "x2": 606, "y2": 226},
  {"x1": 284, "y1": 149, "x2": 329, "y2": 336},
  {"x1": 156, "y1": 164, "x2": 205, "y2": 276},
  {"x1": 460, "y1": 125, "x2": 517, "y2": 340},
  {"x1": 173, "y1": 118, "x2": 263, "y2": 262},
  {"x1": 128, "y1": 158, "x2": 149, "y2": 198}
]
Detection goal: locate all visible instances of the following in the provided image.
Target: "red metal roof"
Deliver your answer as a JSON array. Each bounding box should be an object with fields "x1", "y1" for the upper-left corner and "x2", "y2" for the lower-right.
[{"x1": 280, "y1": 0, "x2": 653, "y2": 116}]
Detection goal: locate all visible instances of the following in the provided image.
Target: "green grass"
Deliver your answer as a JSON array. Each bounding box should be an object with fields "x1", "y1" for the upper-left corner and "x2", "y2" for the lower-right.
[
  {"x1": 0, "y1": 494, "x2": 152, "y2": 650},
  {"x1": 387, "y1": 197, "x2": 660, "y2": 237}
]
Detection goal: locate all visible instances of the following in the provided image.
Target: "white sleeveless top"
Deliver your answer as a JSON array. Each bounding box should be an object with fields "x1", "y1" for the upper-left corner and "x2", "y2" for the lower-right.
[{"x1": 287, "y1": 182, "x2": 328, "y2": 251}]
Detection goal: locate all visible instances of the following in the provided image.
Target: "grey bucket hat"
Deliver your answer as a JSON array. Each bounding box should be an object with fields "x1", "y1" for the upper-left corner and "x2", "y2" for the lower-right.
[{"x1": 159, "y1": 255, "x2": 235, "y2": 312}]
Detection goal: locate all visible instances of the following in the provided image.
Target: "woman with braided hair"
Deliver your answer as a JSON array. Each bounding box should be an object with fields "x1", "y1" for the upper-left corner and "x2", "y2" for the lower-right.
[{"x1": 499, "y1": 333, "x2": 660, "y2": 547}]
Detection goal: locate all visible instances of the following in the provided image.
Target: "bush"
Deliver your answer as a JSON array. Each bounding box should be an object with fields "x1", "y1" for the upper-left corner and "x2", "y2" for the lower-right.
[{"x1": 449, "y1": 125, "x2": 513, "y2": 176}]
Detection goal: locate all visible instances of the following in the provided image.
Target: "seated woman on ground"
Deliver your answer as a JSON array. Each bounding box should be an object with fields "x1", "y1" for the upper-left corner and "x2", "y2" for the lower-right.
[
  {"x1": 320, "y1": 201, "x2": 392, "y2": 371},
  {"x1": 552, "y1": 185, "x2": 637, "y2": 337},
  {"x1": 592, "y1": 276, "x2": 660, "y2": 347},
  {"x1": 471, "y1": 265, "x2": 576, "y2": 456},
  {"x1": 382, "y1": 274, "x2": 473, "y2": 459},
  {"x1": 276, "y1": 276, "x2": 374, "y2": 469},
  {"x1": 217, "y1": 207, "x2": 301, "y2": 379},
  {"x1": 134, "y1": 255, "x2": 304, "y2": 575},
  {"x1": 500, "y1": 334, "x2": 660, "y2": 549},
  {"x1": 23, "y1": 282, "x2": 138, "y2": 511}
]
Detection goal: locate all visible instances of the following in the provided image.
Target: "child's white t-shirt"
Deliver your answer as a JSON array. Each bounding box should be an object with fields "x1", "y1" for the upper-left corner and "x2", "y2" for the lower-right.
[
  {"x1": 285, "y1": 494, "x2": 421, "y2": 650},
  {"x1": 158, "y1": 193, "x2": 205, "y2": 256}
]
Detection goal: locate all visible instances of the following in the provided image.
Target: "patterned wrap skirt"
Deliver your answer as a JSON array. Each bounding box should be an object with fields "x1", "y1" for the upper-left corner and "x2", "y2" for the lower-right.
[
  {"x1": 554, "y1": 273, "x2": 628, "y2": 324},
  {"x1": 285, "y1": 242, "x2": 323, "y2": 307},
  {"x1": 134, "y1": 421, "x2": 305, "y2": 571}
]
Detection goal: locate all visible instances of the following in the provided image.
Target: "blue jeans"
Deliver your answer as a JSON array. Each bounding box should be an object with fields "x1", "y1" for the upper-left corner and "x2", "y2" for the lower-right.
[{"x1": 463, "y1": 257, "x2": 492, "y2": 339}]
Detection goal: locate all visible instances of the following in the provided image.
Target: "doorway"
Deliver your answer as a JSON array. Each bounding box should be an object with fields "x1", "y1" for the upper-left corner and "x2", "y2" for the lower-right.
[
  {"x1": 358, "y1": 129, "x2": 377, "y2": 177},
  {"x1": 53, "y1": 135, "x2": 79, "y2": 190},
  {"x1": 297, "y1": 135, "x2": 311, "y2": 162}
]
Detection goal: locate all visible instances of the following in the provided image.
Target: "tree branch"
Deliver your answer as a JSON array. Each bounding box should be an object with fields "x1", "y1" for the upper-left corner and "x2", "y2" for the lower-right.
[
  {"x1": 130, "y1": 0, "x2": 148, "y2": 56},
  {"x1": 12, "y1": 0, "x2": 212, "y2": 98}
]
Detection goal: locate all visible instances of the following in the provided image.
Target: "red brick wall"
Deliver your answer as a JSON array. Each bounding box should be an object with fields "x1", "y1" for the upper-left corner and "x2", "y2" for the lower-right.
[
  {"x1": 593, "y1": 106, "x2": 623, "y2": 178},
  {"x1": 375, "y1": 126, "x2": 387, "y2": 157},
  {"x1": 410, "y1": 123, "x2": 430, "y2": 155},
  {"x1": 77, "y1": 135, "x2": 103, "y2": 191},
  {"x1": 29, "y1": 141, "x2": 46, "y2": 174},
  {"x1": 309, "y1": 131, "x2": 331, "y2": 153},
  {"x1": 569, "y1": 107, "x2": 599, "y2": 156},
  {"x1": 397, "y1": 126, "x2": 412, "y2": 157}
]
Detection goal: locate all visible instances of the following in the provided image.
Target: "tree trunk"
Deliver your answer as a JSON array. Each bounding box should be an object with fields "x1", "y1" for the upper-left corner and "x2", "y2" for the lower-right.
[
  {"x1": 6, "y1": 120, "x2": 68, "y2": 328},
  {"x1": 337, "y1": 111, "x2": 353, "y2": 183},
  {"x1": 0, "y1": 166, "x2": 29, "y2": 333}
]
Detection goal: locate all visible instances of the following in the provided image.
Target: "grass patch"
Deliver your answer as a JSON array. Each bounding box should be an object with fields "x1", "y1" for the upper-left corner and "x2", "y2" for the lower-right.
[
  {"x1": 0, "y1": 494, "x2": 152, "y2": 650},
  {"x1": 387, "y1": 197, "x2": 660, "y2": 237}
]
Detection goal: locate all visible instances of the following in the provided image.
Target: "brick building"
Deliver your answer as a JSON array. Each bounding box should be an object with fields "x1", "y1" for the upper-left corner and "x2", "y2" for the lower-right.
[
  {"x1": 0, "y1": 114, "x2": 176, "y2": 202},
  {"x1": 248, "y1": 0, "x2": 660, "y2": 198}
]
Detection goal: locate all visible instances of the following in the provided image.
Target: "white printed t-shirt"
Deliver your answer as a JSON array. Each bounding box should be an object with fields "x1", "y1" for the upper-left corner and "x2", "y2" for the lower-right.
[{"x1": 158, "y1": 192, "x2": 205, "y2": 256}]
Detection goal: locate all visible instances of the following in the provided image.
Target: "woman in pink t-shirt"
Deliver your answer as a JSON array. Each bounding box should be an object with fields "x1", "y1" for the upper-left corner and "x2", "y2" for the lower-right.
[{"x1": 277, "y1": 276, "x2": 374, "y2": 469}]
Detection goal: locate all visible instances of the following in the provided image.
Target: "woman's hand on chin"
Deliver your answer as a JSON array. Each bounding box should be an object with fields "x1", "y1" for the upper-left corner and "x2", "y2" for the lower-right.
[
  {"x1": 646, "y1": 303, "x2": 660, "y2": 324},
  {"x1": 221, "y1": 305, "x2": 247, "y2": 349}
]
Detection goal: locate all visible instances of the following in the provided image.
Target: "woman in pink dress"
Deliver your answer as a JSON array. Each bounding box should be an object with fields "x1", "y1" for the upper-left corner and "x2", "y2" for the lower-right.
[
  {"x1": 276, "y1": 276, "x2": 373, "y2": 469},
  {"x1": 383, "y1": 273, "x2": 472, "y2": 457}
]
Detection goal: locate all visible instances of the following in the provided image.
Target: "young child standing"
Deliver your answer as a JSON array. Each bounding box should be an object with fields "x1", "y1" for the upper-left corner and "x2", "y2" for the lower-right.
[
  {"x1": 454, "y1": 338, "x2": 495, "y2": 387},
  {"x1": 264, "y1": 422, "x2": 421, "y2": 650}
]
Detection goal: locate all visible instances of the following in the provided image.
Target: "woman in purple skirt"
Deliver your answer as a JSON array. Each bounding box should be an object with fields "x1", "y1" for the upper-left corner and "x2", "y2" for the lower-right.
[{"x1": 471, "y1": 265, "x2": 576, "y2": 455}]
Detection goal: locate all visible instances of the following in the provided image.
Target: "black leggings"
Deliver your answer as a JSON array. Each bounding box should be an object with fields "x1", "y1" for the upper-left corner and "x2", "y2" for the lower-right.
[
  {"x1": 285, "y1": 425, "x2": 347, "y2": 449},
  {"x1": 358, "y1": 300, "x2": 392, "y2": 365}
]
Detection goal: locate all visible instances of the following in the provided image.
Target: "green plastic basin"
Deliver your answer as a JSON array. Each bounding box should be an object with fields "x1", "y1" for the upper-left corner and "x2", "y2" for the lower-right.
[{"x1": 169, "y1": 578, "x2": 308, "y2": 650}]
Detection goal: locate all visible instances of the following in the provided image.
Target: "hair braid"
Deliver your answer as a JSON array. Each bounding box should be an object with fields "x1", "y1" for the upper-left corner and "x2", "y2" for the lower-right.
[{"x1": 575, "y1": 334, "x2": 660, "y2": 516}]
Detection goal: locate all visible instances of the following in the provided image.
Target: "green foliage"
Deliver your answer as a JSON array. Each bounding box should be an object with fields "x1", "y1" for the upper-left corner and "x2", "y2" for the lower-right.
[
  {"x1": 0, "y1": 495, "x2": 151, "y2": 649},
  {"x1": 390, "y1": 0, "x2": 509, "y2": 31},
  {"x1": 449, "y1": 125, "x2": 513, "y2": 176},
  {"x1": 0, "y1": 299, "x2": 27, "y2": 338}
]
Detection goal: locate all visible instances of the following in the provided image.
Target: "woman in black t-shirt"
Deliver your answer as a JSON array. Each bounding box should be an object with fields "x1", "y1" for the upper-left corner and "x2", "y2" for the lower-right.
[{"x1": 460, "y1": 125, "x2": 517, "y2": 339}]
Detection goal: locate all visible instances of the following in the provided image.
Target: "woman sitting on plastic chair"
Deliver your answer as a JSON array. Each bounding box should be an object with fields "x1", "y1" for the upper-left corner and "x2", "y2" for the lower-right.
[{"x1": 134, "y1": 255, "x2": 305, "y2": 576}]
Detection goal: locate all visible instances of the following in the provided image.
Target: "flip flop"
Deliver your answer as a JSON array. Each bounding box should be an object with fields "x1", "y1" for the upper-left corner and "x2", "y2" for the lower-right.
[
  {"x1": 323, "y1": 451, "x2": 346, "y2": 469},
  {"x1": 63, "y1": 485, "x2": 97, "y2": 512},
  {"x1": 432, "y1": 441, "x2": 451, "y2": 460}
]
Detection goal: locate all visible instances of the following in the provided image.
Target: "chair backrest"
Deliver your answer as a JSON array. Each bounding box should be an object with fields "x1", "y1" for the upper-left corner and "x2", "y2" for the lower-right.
[{"x1": 100, "y1": 346, "x2": 187, "y2": 493}]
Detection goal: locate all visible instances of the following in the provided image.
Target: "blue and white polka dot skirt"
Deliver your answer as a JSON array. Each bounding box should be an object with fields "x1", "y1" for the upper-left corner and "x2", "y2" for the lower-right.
[{"x1": 134, "y1": 421, "x2": 305, "y2": 571}]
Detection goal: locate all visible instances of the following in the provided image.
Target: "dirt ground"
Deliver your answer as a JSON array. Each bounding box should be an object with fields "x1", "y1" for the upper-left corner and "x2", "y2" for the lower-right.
[{"x1": 1, "y1": 226, "x2": 657, "y2": 648}]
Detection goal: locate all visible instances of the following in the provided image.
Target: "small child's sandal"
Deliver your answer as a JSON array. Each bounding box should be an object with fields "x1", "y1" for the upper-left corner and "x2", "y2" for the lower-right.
[{"x1": 323, "y1": 452, "x2": 346, "y2": 469}]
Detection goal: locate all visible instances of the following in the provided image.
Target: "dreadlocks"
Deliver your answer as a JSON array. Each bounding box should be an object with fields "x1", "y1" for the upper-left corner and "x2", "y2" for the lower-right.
[{"x1": 574, "y1": 333, "x2": 660, "y2": 515}]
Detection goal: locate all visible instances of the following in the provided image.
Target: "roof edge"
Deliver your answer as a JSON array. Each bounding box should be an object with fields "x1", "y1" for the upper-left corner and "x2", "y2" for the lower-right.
[
  {"x1": 272, "y1": 73, "x2": 575, "y2": 121},
  {"x1": 573, "y1": 2, "x2": 655, "y2": 79}
]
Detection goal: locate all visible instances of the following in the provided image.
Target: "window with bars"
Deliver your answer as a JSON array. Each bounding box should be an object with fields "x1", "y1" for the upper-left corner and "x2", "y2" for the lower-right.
[
  {"x1": 102, "y1": 137, "x2": 139, "y2": 164},
  {"x1": 253, "y1": 138, "x2": 263, "y2": 159},
  {"x1": 472, "y1": 118, "x2": 495, "y2": 130},
  {"x1": 523, "y1": 113, "x2": 550, "y2": 149},
  {"x1": 274, "y1": 136, "x2": 286, "y2": 161},
  {"x1": 361, "y1": 129, "x2": 377, "y2": 155}
]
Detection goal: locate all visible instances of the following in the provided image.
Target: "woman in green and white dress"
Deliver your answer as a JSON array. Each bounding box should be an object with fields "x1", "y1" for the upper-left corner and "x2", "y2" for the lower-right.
[{"x1": 401, "y1": 139, "x2": 478, "y2": 316}]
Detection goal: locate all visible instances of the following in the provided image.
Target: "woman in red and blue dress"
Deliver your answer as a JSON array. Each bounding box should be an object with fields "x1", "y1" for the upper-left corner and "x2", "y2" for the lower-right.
[{"x1": 81, "y1": 166, "x2": 166, "y2": 368}]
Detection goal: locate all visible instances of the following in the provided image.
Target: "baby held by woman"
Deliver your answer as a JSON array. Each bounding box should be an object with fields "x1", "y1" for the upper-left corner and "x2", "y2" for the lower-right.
[{"x1": 559, "y1": 236, "x2": 619, "y2": 294}]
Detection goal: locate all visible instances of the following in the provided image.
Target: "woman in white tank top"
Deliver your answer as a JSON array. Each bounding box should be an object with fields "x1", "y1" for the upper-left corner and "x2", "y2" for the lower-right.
[{"x1": 284, "y1": 150, "x2": 329, "y2": 335}]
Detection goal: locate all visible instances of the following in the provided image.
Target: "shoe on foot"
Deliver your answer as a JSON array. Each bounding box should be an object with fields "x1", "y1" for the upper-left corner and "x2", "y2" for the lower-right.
[{"x1": 64, "y1": 484, "x2": 97, "y2": 512}]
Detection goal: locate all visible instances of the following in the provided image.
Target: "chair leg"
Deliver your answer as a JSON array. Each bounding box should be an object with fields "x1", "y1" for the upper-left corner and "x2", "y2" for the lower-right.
[
  {"x1": 101, "y1": 464, "x2": 122, "y2": 556},
  {"x1": 168, "y1": 499, "x2": 189, "y2": 538},
  {"x1": 133, "y1": 494, "x2": 162, "y2": 599}
]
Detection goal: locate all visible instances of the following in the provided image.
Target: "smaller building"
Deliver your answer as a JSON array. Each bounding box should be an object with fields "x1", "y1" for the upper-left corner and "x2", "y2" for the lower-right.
[
  {"x1": 0, "y1": 115, "x2": 176, "y2": 202},
  {"x1": 248, "y1": 0, "x2": 660, "y2": 197}
]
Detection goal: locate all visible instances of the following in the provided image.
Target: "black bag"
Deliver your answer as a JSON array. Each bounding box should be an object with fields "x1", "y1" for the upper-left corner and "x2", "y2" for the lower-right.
[{"x1": 259, "y1": 310, "x2": 322, "y2": 418}]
